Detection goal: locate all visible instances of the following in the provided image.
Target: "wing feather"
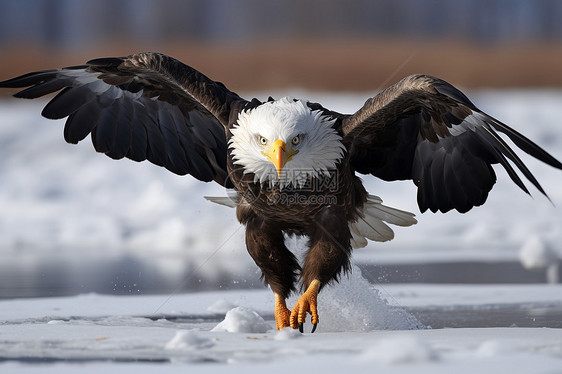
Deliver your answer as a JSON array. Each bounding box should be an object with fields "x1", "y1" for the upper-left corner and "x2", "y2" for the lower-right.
[
  {"x1": 65, "y1": 99, "x2": 102, "y2": 143},
  {"x1": 128, "y1": 102, "x2": 149, "y2": 162},
  {"x1": 15, "y1": 76, "x2": 70, "y2": 99},
  {"x1": 0, "y1": 52, "x2": 245, "y2": 186},
  {"x1": 109, "y1": 98, "x2": 134, "y2": 160},
  {"x1": 344, "y1": 74, "x2": 562, "y2": 213},
  {"x1": 42, "y1": 85, "x2": 97, "y2": 119}
]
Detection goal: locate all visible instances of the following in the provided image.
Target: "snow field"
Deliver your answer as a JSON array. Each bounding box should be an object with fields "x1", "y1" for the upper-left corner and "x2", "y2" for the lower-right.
[{"x1": 1, "y1": 283, "x2": 562, "y2": 372}]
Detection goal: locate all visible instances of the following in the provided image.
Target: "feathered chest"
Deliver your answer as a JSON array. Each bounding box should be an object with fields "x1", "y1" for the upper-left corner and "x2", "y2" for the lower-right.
[{"x1": 229, "y1": 163, "x2": 346, "y2": 223}]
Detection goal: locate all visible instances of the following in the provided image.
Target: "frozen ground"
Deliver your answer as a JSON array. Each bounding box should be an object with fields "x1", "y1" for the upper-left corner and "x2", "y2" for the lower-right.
[
  {"x1": 1, "y1": 274, "x2": 562, "y2": 372},
  {"x1": 0, "y1": 90, "x2": 562, "y2": 372}
]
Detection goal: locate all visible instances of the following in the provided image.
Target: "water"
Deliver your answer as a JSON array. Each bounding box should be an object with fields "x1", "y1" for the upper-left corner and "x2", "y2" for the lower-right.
[
  {"x1": 1, "y1": 258, "x2": 559, "y2": 299},
  {"x1": 410, "y1": 305, "x2": 562, "y2": 329}
]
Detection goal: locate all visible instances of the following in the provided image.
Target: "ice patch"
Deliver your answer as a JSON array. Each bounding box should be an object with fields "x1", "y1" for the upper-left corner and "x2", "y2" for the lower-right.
[
  {"x1": 46, "y1": 319, "x2": 66, "y2": 325},
  {"x1": 211, "y1": 306, "x2": 272, "y2": 333},
  {"x1": 1, "y1": 289, "x2": 562, "y2": 370},
  {"x1": 165, "y1": 330, "x2": 214, "y2": 350},
  {"x1": 359, "y1": 335, "x2": 438, "y2": 364}
]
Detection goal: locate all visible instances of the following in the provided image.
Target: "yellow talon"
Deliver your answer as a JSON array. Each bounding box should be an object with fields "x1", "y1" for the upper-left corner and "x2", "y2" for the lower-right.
[{"x1": 290, "y1": 279, "x2": 321, "y2": 332}]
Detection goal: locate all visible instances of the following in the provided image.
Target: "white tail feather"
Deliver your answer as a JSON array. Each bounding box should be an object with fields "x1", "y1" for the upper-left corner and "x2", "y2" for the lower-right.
[
  {"x1": 350, "y1": 229, "x2": 368, "y2": 248},
  {"x1": 204, "y1": 195, "x2": 238, "y2": 208},
  {"x1": 349, "y1": 194, "x2": 417, "y2": 248}
]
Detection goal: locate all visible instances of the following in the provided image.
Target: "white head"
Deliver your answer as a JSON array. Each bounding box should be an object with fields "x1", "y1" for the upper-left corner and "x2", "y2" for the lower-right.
[{"x1": 229, "y1": 98, "x2": 345, "y2": 189}]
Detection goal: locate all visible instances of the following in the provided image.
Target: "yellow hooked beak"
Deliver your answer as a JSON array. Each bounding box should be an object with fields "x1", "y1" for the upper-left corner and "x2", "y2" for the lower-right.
[
  {"x1": 263, "y1": 139, "x2": 298, "y2": 179},
  {"x1": 269, "y1": 139, "x2": 287, "y2": 179}
]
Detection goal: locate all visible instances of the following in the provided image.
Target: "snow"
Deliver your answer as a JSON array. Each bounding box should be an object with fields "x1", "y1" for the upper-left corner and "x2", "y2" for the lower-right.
[
  {"x1": 1, "y1": 90, "x2": 562, "y2": 372},
  {"x1": 1, "y1": 286, "x2": 562, "y2": 372},
  {"x1": 519, "y1": 236, "x2": 558, "y2": 270},
  {"x1": 310, "y1": 264, "x2": 423, "y2": 331},
  {"x1": 211, "y1": 306, "x2": 271, "y2": 333},
  {"x1": 206, "y1": 298, "x2": 239, "y2": 314},
  {"x1": 519, "y1": 236, "x2": 560, "y2": 283},
  {"x1": 165, "y1": 330, "x2": 215, "y2": 350},
  {"x1": 358, "y1": 335, "x2": 438, "y2": 364},
  {"x1": 273, "y1": 327, "x2": 302, "y2": 340}
]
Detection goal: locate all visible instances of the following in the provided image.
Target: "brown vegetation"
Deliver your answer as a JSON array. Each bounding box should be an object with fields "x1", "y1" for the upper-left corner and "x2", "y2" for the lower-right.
[{"x1": 1, "y1": 39, "x2": 562, "y2": 94}]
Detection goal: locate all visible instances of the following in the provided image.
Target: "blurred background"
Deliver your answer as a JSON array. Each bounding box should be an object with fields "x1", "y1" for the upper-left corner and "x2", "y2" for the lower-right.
[
  {"x1": 1, "y1": 0, "x2": 562, "y2": 91},
  {"x1": 0, "y1": 0, "x2": 561, "y2": 299}
]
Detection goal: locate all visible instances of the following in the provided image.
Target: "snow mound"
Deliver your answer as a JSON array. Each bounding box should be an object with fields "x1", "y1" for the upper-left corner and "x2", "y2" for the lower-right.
[
  {"x1": 211, "y1": 306, "x2": 272, "y2": 333},
  {"x1": 519, "y1": 236, "x2": 560, "y2": 283},
  {"x1": 519, "y1": 236, "x2": 558, "y2": 270},
  {"x1": 165, "y1": 330, "x2": 214, "y2": 350},
  {"x1": 476, "y1": 340, "x2": 520, "y2": 357},
  {"x1": 296, "y1": 264, "x2": 424, "y2": 332},
  {"x1": 359, "y1": 335, "x2": 438, "y2": 364},
  {"x1": 274, "y1": 327, "x2": 302, "y2": 340}
]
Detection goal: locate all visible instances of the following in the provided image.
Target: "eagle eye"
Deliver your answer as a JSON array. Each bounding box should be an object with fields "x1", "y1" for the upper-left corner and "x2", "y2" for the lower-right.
[
  {"x1": 291, "y1": 135, "x2": 301, "y2": 146},
  {"x1": 258, "y1": 135, "x2": 268, "y2": 145}
]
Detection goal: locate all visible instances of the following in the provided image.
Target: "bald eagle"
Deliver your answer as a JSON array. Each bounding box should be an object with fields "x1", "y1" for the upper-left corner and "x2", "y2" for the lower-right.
[{"x1": 1, "y1": 52, "x2": 561, "y2": 332}]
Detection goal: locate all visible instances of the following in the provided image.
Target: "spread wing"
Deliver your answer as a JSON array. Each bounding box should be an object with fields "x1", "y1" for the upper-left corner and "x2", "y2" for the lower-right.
[
  {"x1": 343, "y1": 74, "x2": 562, "y2": 213},
  {"x1": 0, "y1": 52, "x2": 246, "y2": 186}
]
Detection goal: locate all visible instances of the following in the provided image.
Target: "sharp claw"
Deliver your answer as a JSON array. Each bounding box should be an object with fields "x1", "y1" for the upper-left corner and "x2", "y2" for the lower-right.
[
  {"x1": 298, "y1": 322, "x2": 304, "y2": 333},
  {"x1": 311, "y1": 323, "x2": 317, "y2": 333}
]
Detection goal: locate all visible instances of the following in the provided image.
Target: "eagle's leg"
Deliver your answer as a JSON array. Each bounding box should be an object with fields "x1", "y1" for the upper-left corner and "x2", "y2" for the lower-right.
[
  {"x1": 244, "y1": 214, "x2": 300, "y2": 330},
  {"x1": 274, "y1": 293, "x2": 292, "y2": 330},
  {"x1": 291, "y1": 206, "x2": 352, "y2": 333}
]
